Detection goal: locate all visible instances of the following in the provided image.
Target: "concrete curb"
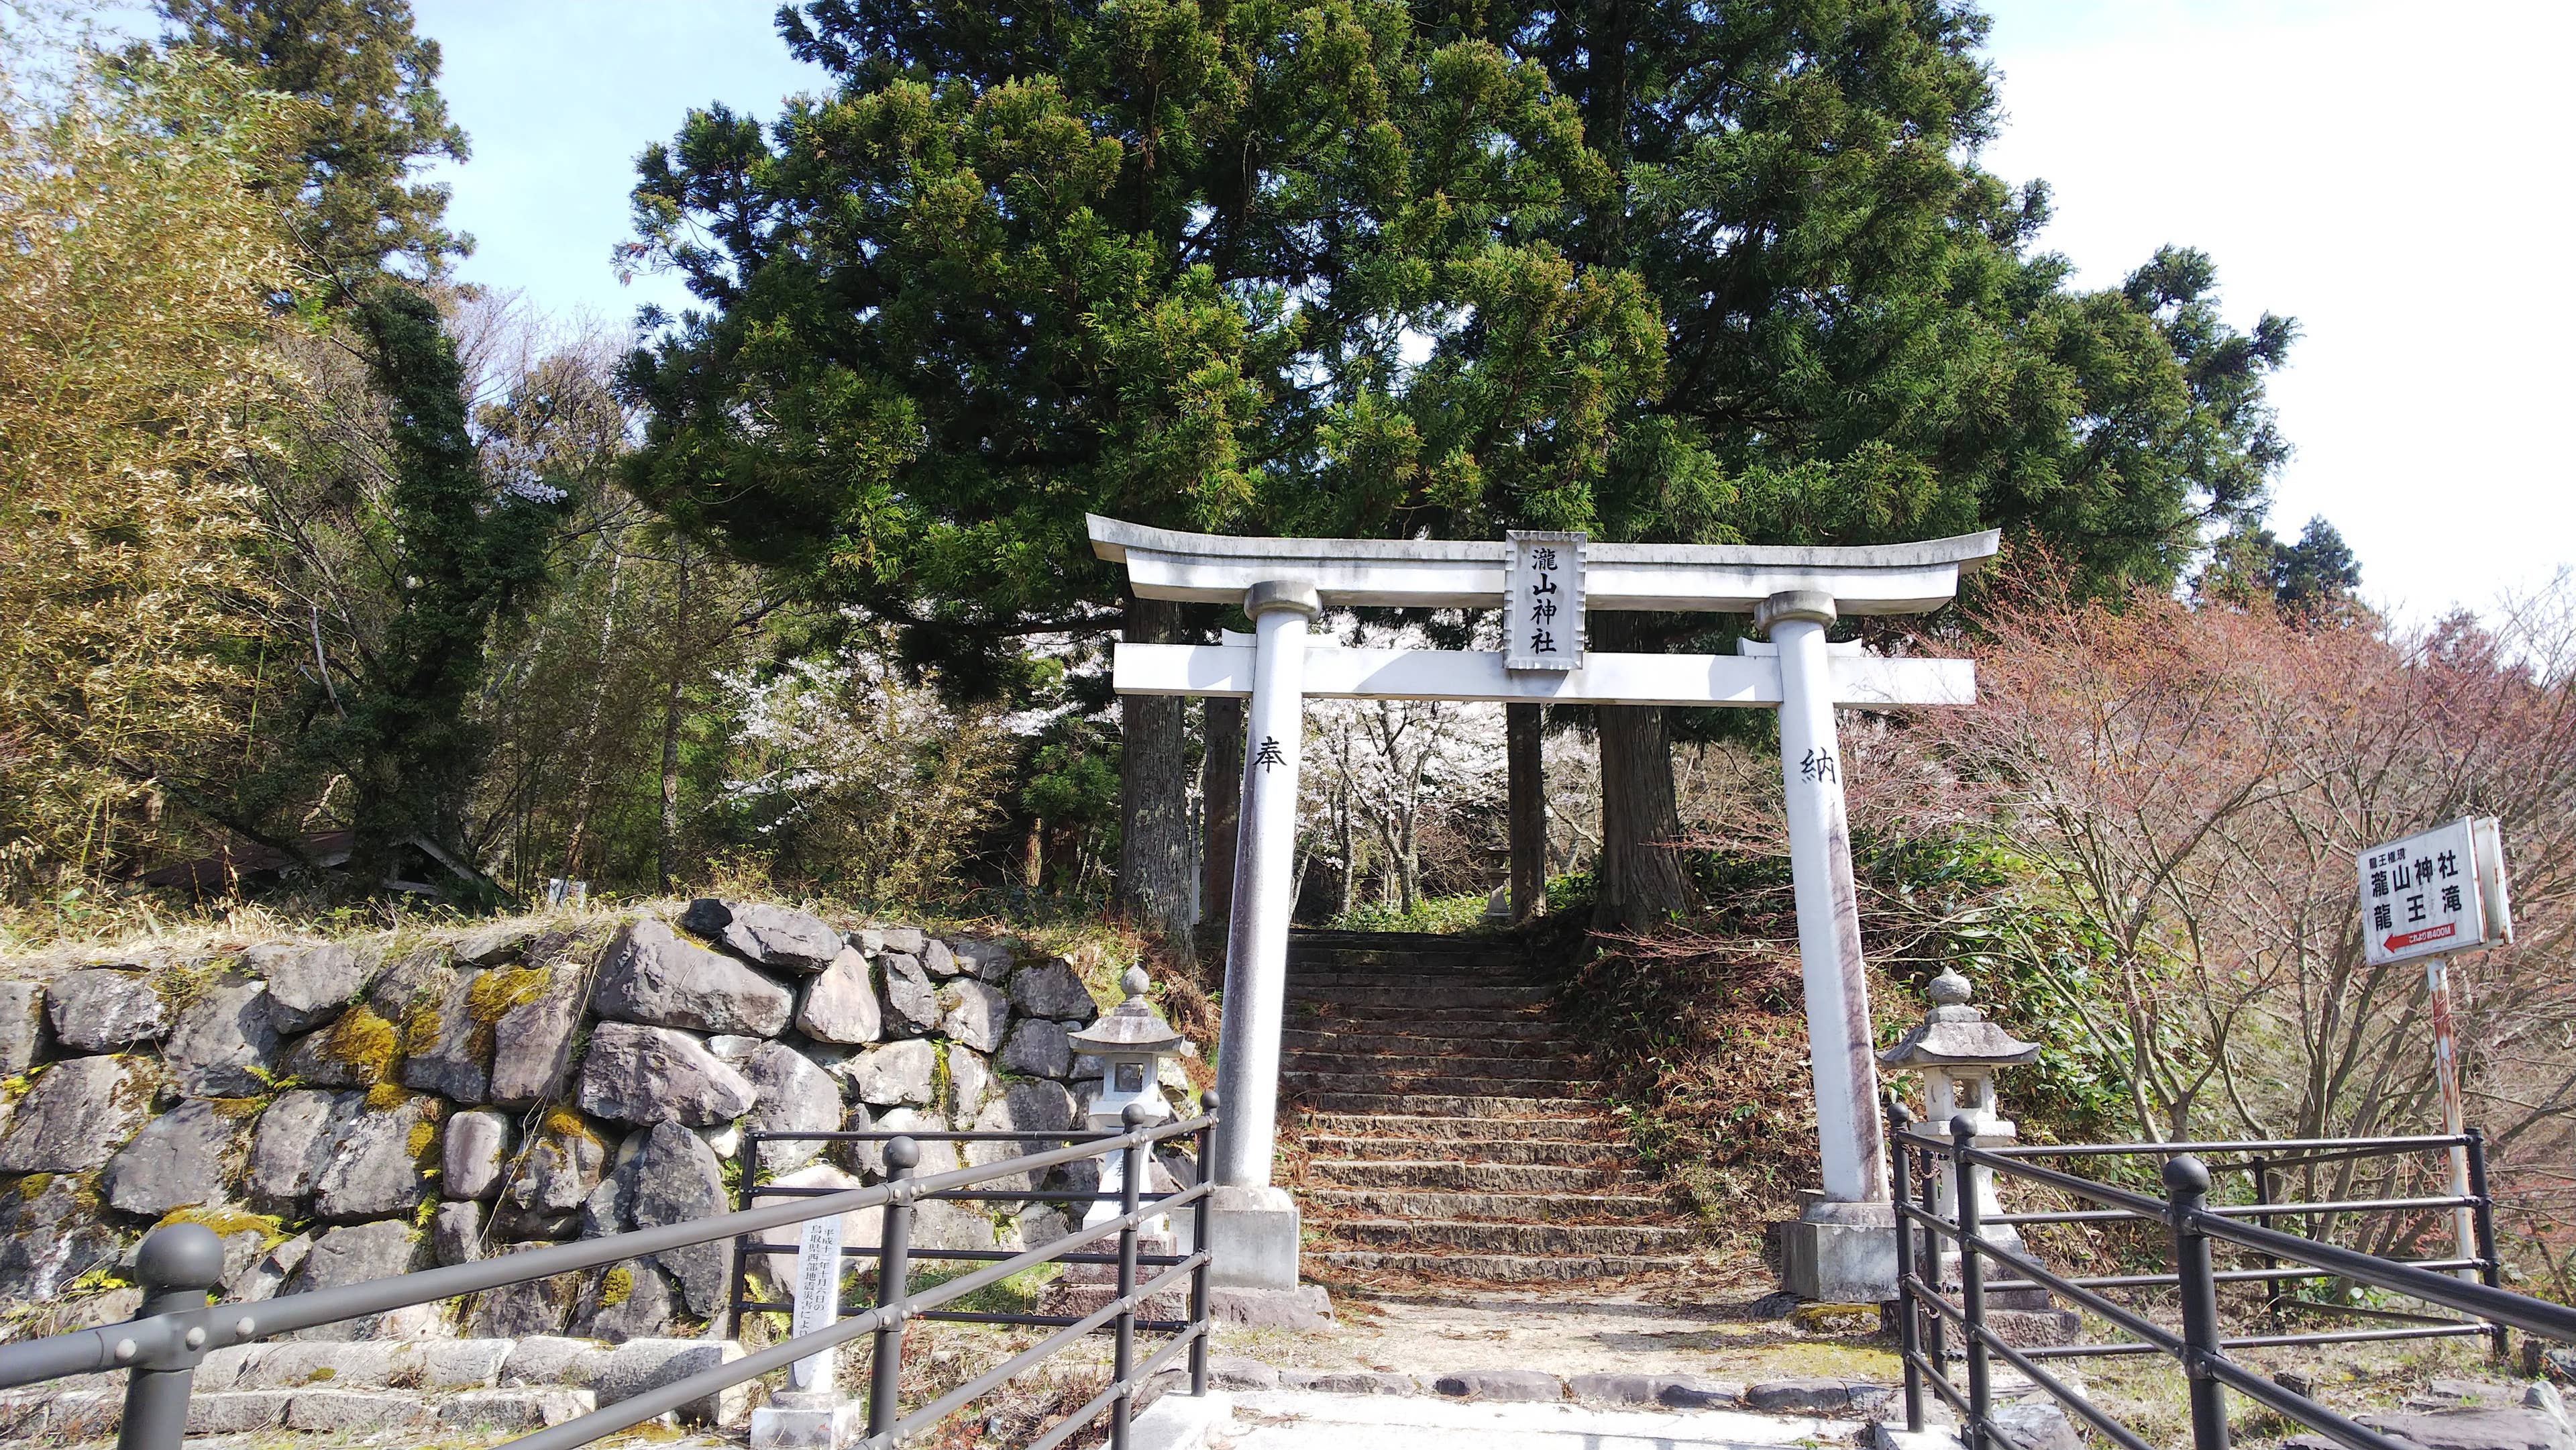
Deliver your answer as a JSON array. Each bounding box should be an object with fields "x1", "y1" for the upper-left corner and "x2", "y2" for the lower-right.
[
  {"x1": 1207, "y1": 1360, "x2": 1912, "y2": 1415},
  {"x1": 1131, "y1": 1389, "x2": 1234, "y2": 1450}
]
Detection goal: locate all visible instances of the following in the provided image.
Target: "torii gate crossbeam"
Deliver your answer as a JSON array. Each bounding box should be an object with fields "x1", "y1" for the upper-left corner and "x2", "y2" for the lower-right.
[{"x1": 1089, "y1": 515, "x2": 1998, "y2": 1306}]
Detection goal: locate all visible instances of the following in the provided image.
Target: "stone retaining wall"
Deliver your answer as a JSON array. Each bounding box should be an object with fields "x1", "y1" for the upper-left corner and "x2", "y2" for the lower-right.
[{"x1": 0, "y1": 900, "x2": 1189, "y2": 1347}]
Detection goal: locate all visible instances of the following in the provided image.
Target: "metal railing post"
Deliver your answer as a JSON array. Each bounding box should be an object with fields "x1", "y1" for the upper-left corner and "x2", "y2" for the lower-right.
[
  {"x1": 1950, "y1": 1116, "x2": 1992, "y2": 1450},
  {"x1": 2250, "y1": 1156, "x2": 2283, "y2": 1317},
  {"x1": 1189, "y1": 1090, "x2": 1220, "y2": 1397},
  {"x1": 1890, "y1": 1099, "x2": 1924, "y2": 1433},
  {"x1": 867, "y1": 1137, "x2": 920, "y2": 1439},
  {"x1": 117, "y1": 1223, "x2": 225, "y2": 1450},
  {"x1": 2465, "y1": 1127, "x2": 2506, "y2": 1357},
  {"x1": 729, "y1": 1130, "x2": 760, "y2": 1339},
  {"x1": 1917, "y1": 1120, "x2": 1947, "y2": 1380},
  {"x1": 1112, "y1": 1103, "x2": 1146, "y2": 1450},
  {"x1": 2164, "y1": 1156, "x2": 2232, "y2": 1450}
]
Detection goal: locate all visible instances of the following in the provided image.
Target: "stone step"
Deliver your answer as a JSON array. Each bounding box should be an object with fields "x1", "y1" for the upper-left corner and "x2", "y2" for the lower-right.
[
  {"x1": 1285, "y1": 970, "x2": 1546, "y2": 989},
  {"x1": 1290, "y1": 934, "x2": 1519, "y2": 955},
  {"x1": 1297, "y1": 1113, "x2": 1611, "y2": 1140},
  {"x1": 1288, "y1": 984, "x2": 1556, "y2": 1008},
  {"x1": 1307, "y1": 1249, "x2": 1699, "y2": 1282},
  {"x1": 1290, "y1": 1003, "x2": 1558, "y2": 1026},
  {"x1": 1293, "y1": 1091, "x2": 1603, "y2": 1117},
  {"x1": 1281, "y1": 1069, "x2": 1603, "y2": 1098},
  {"x1": 1301, "y1": 1133, "x2": 1636, "y2": 1166},
  {"x1": 1305, "y1": 1157, "x2": 1650, "y2": 1192},
  {"x1": 1288, "y1": 963, "x2": 1525, "y2": 973},
  {"x1": 1301, "y1": 1186, "x2": 1674, "y2": 1223},
  {"x1": 1281, "y1": 1023, "x2": 1569, "y2": 1048},
  {"x1": 1312, "y1": 1217, "x2": 1701, "y2": 1255},
  {"x1": 1281, "y1": 1051, "x2": 1595, "y2": 1082}
]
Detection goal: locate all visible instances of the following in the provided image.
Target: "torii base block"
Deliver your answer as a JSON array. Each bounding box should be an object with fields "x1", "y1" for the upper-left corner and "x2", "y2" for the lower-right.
[
  {"x1": 1780, "y1": 1196, "x2": 1898, "y2": 1305},
  {"x1": 1204, "y1": 1186, "x2": 1333, "y2": 1328}
]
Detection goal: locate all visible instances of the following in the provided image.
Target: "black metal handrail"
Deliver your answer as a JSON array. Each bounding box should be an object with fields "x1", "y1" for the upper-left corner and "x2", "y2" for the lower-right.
[
  {"x1": 1890, "y1": 1102, "x2": 2576, "y2": 1450},
  {"x1": 0, "y1": 1094, "x2": 1223, "y2": 1450},
  {"x1": 727, "y1": 1116, "x2": 1211, "y2": 1336}
]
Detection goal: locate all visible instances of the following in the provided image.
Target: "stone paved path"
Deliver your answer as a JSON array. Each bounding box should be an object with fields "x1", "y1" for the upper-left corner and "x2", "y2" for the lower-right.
[{"x1": 1216, "y1": 1391, "x2": 1861, "y2": 1449}]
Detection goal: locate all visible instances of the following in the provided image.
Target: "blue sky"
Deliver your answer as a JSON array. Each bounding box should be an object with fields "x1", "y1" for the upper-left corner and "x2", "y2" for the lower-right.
[{"x1": 111, "y1": 1, "x2": 2576, "y2": 622}]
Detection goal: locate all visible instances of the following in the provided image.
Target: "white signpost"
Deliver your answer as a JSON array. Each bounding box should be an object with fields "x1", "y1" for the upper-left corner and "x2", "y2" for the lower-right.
[
  {"x1": 749, "y1": 1212, "x2": 859, "y2": 1449},
  {"x1": 786, "y1": 1214, "x2": 845, "y2": 1394},
  {"x1": 2359, "y1": 817, "x2": 2506, "y2": 967},
  {"x1": 2356, "y1": 816, "x2": 2513, "y2": 1278},
  {"x1": 1091, "y1": 515, "x2": 1999, "y2": 1304}
]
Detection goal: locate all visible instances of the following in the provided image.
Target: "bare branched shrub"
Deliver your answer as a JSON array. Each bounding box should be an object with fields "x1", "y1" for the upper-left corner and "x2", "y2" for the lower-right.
[
  {"x1": 720, "y1": 635, "x2": 1018, "y2": 903},
  {"x1": 1925, "y1": 571, "x2": 2576, "y2": 1266}
]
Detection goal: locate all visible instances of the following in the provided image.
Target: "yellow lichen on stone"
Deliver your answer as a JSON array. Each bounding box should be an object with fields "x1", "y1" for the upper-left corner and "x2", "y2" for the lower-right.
[
  {"x1": 400, "y1": 998, "x2": 443, "y2": 1053},
  {"x1": 406, "y1": 1119, "x2": 437, "y2": 1160},
  {"x1": 16, "y1": 1173, "x2": 52, "y2": 1200},
  {"x1": 541, "y1": 1106, "x2": 601, "y2": 1148},
  {"x1": 151, "y1": 958, "x2": 228, "y2": 1019},
  {"x1": 467, "y1": 966, "x2": 551, "y2": 1025},
  {"x1": 599, "y1": 1265, "x2": 633, "y2": 1308},
  {"x1": 321, "y1": 1008, "x2": 400, "y2": 1085},
  {"x1": 364, "y1": 1082, "x2": 411, "y2": 1113},
  {"x1": 156, "y1": 1206, "x2": 286, "y2": 1245}
]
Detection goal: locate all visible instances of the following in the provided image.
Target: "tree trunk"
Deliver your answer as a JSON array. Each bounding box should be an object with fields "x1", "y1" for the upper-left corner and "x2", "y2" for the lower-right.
[
  {"x1": 1022, "y1": 817, "x2": 1044, "y2": 888},
  {"x1": 1332, "y1": 755, "x2": 1356, "y2": 919},
  {"x1": 1507, "y1": 703, "x2": 1547, "y2": 922},
  {"x1": 1196, "y1": 696, "x2": 1244, "y2": 962},
  {"x1": 1118, "y1": 592, "x2": 1197, "y2": 947},
  {"x1": 656, "y1": 545, "x2": 690, "y2": 894},
  {"x1": 1593, "y1": 615, "x2": 1695, "y2": 932}
]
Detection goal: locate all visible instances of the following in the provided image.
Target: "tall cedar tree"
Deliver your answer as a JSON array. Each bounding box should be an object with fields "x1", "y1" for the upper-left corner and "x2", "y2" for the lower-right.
[
  {"x1": 624, "y1": 0, "x2": 1646, "y2": 938},
  {"x1": 623, "y1": 0, "x2": 2292, "y2": 933},
  {"x1": 163, "y1": 1, "x2": 556, "y2": 894},
  {"x1": 310, "y1": 289, "x2": 555, "y2": 891},
  {"x1": 1399, "y1": 3, "x2": 2296, "y2": 930},
  {"x1": 158, "y1": 0, "x2": 470, "y2": 277}
]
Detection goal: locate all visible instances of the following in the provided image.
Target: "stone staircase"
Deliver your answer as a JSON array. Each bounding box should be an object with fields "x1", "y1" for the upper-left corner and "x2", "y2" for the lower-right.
[{"x1": 1282, "y1": 929, "x2": 1698, "y2": 1283}]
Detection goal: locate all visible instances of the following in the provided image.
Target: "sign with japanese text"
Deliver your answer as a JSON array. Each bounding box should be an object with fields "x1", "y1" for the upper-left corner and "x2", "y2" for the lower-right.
[
  {"x1": 1504, "y1": 530, "x2": 1586, "y2": 671},
  {"x1": 2358, "y1": 816, "x2": 2511, "y2": 966},
  {"x1": 786, "y1": 1212, "x2": 845, "y2": 1392}
]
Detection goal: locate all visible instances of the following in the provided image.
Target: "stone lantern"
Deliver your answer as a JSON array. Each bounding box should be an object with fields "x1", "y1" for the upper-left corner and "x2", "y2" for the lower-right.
[
  {"x1": 1042, "y1": 968, "x2": 1192, "y2": 1323},
  {"x1": 1878, "y1": 966, "x2": 2040, "y2": 1251},
  {"x1": 1067, "y1": 967, "x2": 1185, "y2": 1236},
  {"x1": 1071, "y1": 966, "x2": 1183, "y2": 1129}
]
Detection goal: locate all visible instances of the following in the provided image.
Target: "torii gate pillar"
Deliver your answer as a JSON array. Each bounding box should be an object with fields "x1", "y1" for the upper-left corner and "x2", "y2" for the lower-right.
[
  {"x1": 1762, "y1": 590, "x2": 1899, "y2": 1302},
  {"x1": 1201, "y1": 584, "x2": 1322, "y2": 1304}
]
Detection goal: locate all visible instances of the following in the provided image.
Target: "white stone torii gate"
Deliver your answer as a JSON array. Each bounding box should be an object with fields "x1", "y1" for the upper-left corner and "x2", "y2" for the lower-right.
[{"x1": 1089, "y1": 515, "x2": 1998, "y2": 1304}]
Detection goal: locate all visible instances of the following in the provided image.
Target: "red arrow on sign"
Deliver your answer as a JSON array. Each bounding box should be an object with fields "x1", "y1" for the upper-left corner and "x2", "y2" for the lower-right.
[{"x1": 2385, "y1": 923, "x2": 2458, "y2": 952}]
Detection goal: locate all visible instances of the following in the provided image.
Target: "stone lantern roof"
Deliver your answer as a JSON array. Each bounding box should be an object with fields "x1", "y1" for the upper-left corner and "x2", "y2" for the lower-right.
[
  {"x1": 1067, "y1": 967, "x2": 1183, "y2": 1055},
  {"x1": 1878, "y1": 967, "x2": 2040, "y2": 1069}
]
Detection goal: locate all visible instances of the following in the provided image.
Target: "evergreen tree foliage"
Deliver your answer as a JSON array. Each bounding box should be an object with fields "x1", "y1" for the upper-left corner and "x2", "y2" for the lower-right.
[
  {"x1": 290, "y1": 286, "x2": 557, "y2": 893},
  {"x1": 2200, "y1": 514, "x2": 2362, "y2": 613},
  {"x1": 154, "y1": 0, "x2": 567, "y2": 898},
  {"x1": 157, "y1": 0, "x2": 470, "y2": 277},
  {"x1": 624, "y1": 0, "x2": 1642, "y2": 686},
  {"x1": 622, "y1": 1, "x2": 2300, "y2": 929},
  {"x1": 2271, "y1": 516, "x2": 2361, "y2": 612}
]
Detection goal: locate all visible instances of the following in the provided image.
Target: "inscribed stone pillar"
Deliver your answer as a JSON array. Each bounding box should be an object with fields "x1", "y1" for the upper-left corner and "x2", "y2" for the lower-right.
[
  {"x1": 1205, "y1": 580, "x2": 1318, "y2": 1294},
  {"x1": 1762, "y1": 589, "x2": 1898, "y2": 1302}
]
